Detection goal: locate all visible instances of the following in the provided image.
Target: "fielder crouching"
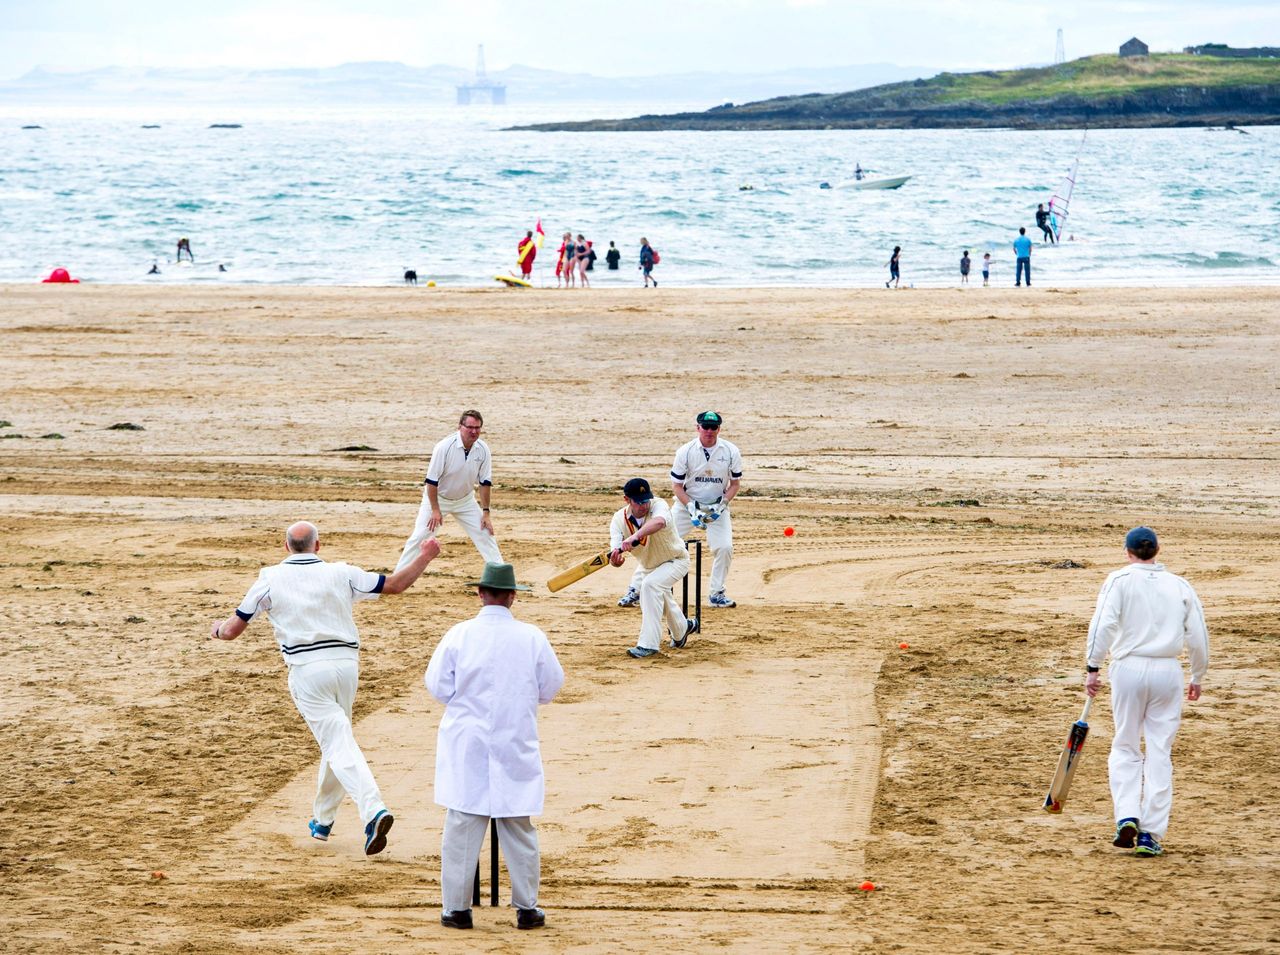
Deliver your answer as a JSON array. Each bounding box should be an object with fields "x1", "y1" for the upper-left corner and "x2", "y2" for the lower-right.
[{"x1": 610, "y1": 478, "x2": 696, "y2": 659}]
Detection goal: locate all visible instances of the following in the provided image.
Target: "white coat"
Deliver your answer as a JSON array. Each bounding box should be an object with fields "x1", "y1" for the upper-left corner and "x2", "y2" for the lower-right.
[{"x1": 425, "y1": 605, "x2": 564, "y2": 817}]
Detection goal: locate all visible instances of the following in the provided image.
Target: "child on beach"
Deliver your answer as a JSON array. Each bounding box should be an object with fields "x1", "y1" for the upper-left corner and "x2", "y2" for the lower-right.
[
  {"x1": 886, "y1": 246, "x2": 901, "y2": 288},
  {"x1": 960, "y1": 250, "x2": 971, "y2": 285},
  {"x1": 982, "y1": 252, "x2": 991, "y2": 287}
]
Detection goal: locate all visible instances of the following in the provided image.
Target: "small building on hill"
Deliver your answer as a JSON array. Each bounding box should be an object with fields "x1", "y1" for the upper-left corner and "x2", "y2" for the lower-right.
[{"x1": 1120, "y1": 37, "x2": 1149, "y2": 58}]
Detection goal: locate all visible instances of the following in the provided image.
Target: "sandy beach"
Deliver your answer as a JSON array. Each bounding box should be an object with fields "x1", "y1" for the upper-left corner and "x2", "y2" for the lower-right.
[{"x1": 1, "y1": 283, "x2": 1277, "y2": 954}]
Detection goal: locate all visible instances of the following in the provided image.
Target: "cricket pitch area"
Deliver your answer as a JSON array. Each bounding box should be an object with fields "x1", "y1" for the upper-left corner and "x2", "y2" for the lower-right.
[{"x1": 1, "y1": 285, "x2": 1276, "y2": 953}]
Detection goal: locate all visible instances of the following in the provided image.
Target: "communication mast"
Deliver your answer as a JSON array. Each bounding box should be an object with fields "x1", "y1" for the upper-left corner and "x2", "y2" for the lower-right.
[{"x1": 1055, "y1": 28, "x2": 1066, "y2": 65}]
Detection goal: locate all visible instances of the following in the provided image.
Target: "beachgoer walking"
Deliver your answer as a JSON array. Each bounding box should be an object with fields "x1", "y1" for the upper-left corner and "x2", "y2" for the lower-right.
[
  {"x1": 428, "y1": 562, "x2": 564, "y2": 931},
  {"x1": 395, "y1": 410, "x2": 502, "y2": 572},
  {"x1": 960, "y1": 250, "x2": 971, "y2": 285},
  {"x1": 210, "y1": 521, "x2": 441, "y2": 856},
  {"x1": 517, "y1": 230, "x2": 537, "y2": 280},
  {"x1": 605, "y1": 241, "x2": 621, "y2": 270},
  {"x1": 886, "y1": 246, "x2": 901, "y2": 288},
  {"x1": 609, "y1": 478, "x2": 694, "y2": 658},
  {"x1": 575, "y1": 234, "x2": 591, "y2": 288},
  {"x1": 177, "y1": 237, "x2": 193, "y2": 263},
  {"x1": 640, "y1": 238, "x2": 657, "y2": 288},
  {"x1": 1014, "y1": 228, "x2": 1033, "y2": 287},
  {"x1": 1084, "y1": 526, "x2": 1209, "y2": 857},
  {"x1": 982, "y1": 252, "x2": 991, "y2": 287},
  {"x1": 1036, "y1": 203, "x2": 1056, "y2": 244},
  {"x1": 617, "y1": 411, "x2": 743, "y2": 611}
]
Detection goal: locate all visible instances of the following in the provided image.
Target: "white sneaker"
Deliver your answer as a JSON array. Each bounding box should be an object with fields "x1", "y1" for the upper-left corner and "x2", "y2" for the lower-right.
[
  {"x1": 709, "y1": 592, "x2": 736, "y2": 608},
  {"x1": 617, "y1": 587, "x2": 640, "y2": 607}
]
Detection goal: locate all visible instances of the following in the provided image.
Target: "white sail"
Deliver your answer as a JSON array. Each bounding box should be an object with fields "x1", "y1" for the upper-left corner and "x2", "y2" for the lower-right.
[{"x1": 1047, "y1": 132, "x2": 1086, "y2": 242}]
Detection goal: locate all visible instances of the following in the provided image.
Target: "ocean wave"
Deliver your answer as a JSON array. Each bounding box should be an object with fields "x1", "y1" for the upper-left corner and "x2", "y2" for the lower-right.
[{"x1": 498, "y1": 168, "x2": 542, "y2": 177}]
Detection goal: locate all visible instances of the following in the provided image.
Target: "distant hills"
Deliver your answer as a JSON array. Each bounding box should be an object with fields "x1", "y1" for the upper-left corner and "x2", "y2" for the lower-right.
[
  {"x1": 0, "y1": 60, "x2": 934, "y2": 108},
  {"x1": 518, "y1": 54, "x2": 1280, "y2": 130}
]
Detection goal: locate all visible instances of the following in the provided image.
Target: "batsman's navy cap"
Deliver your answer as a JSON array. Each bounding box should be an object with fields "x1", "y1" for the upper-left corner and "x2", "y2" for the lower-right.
[
  {"x1": 696, "y1": 411, "x2": 722, "y2": 428},
  {"x1": 1124, "y1": 526, "x2": 1158, "y2": 551},
  {"x1": 622, "y1": 477, "x2": 654, "y2": 502}
]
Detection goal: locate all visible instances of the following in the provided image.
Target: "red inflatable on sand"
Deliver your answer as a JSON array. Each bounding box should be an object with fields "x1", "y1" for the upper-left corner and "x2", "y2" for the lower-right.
[{"x1": 42, "y1": 268, "x2": 80, "y2": 283}]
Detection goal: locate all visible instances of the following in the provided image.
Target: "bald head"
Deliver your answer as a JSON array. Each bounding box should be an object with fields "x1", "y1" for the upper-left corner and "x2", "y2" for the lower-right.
[{"x1": 285, "y1": 521, "x2": 319, "y2": 553}]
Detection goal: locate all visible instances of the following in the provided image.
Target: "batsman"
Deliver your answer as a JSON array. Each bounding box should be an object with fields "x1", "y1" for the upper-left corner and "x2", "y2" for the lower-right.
[
  {"x1": 617, "y1": 411, "x2": 743, "y2": 610},
  {"x1": 610, "y1": 478, "x2": 697, "y2": 659}
]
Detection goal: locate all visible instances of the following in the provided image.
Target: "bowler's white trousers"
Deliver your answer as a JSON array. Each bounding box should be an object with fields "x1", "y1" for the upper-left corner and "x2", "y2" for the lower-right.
[
  {"x1": 396, "y1": 489, "x2": 502, "y2": 572},
  {"x1": 441, "y1": 809, "x2": 540, "y2": 913},
  {"x1": 1107, "y1": 655, "x2": 1184, "y2": 839},
  {"x1": 287, "y1": 658, "x2": 386, "y2": 827},
  {"x1": 637, "y1": 554, "x2": 691, "y2": 651},
  {"x1": 630, "y1": 500, "x2": 733, "y2": 596}
]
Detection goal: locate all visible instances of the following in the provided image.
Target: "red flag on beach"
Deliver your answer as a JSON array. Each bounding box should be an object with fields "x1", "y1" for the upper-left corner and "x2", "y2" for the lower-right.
[{"x1": 535, "y1": 218, "x2": 545, "y2": 249}]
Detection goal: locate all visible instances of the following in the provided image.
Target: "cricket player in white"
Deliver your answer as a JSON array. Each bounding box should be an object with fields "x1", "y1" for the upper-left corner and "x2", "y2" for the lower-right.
[
  {"x1": 1084, "y1": 526, "x2": 1209, "y2": 857},
  {"x1": 397, "y1": 410, "x2": 502, "y2": 572},
  {"x1": 211, "y1": 521, "x2": 441, "y2": 856},
  {"x1": 610, "y1": 477, "x2": 696, "y2": 658},
  {"x1": 618, "y1": 411, "x2": 743, "y2": 609}
]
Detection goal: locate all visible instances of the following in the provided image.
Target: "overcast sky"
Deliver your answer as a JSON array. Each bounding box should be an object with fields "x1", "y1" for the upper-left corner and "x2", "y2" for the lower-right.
[{"x1": 2, "y1": 0, "x2": 1277, "y2": 79}]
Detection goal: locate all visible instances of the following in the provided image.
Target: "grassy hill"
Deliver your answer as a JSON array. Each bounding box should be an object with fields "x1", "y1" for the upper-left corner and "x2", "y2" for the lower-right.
[{"x1": 518, "y1": 54, "x2": 1280, "y2": 131}]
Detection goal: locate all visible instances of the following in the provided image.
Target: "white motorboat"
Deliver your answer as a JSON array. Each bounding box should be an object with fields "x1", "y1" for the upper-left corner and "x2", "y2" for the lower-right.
[{"x1": 825, "y1": 174, "x2": 911, "y2": 191}]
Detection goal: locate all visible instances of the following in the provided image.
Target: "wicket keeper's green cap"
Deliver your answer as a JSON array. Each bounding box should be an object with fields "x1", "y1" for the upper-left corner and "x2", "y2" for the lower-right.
[
  {"x1": 467, "y1": 562, "x2": 531, "y2": 591},
  {"x1": 696, "y1": 411, "x2": 722, "y2": 428},
  {"x1": 623, "y1": 478, "x2": 654, "y2": 502},
  {"x1": 1124, "y1": 526, "x2": 1158, "y2": 551}
]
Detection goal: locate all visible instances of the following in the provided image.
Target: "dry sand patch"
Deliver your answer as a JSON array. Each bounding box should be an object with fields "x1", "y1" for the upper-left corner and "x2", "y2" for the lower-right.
[{"x1": 0, "y1": 285, "x2": 1277, "y2": 953}]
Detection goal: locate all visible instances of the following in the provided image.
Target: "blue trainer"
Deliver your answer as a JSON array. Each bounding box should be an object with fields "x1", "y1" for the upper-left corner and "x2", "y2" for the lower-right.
[
  {"x1": 1112, "y1": 818, "x2": 1139, "y2": 849},
  {"x1": 1134, "y1": 832, "x2": 1163, "y2": 857},
  {"x1": 364, "y1": 809, "x2": 394, "y2": 856},
  {"x1": 308, "y1": 818, "x2": 333, "y2": 842},
  {"x1": 627, "y1": 646, "x2": 659, "y2": 658}
]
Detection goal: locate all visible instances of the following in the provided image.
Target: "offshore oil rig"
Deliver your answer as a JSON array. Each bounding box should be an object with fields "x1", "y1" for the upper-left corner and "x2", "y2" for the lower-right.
[{"x1": 456, "y1": 45, "x2": 506, "y2": 105}]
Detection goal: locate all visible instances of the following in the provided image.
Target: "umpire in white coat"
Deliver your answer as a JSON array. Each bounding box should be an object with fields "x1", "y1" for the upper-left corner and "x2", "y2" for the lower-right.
[
  {"x1": 426, "y1": 562, "x2": 564, "y2": 930},
  {"x1": 1084, "y1": 526, "x2": 1209, "y2": 857}
]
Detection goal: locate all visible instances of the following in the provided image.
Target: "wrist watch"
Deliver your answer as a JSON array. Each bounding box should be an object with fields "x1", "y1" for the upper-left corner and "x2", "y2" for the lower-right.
[{"x1": 1086, "y1": 665, "x2": 1099, "y2": 673}]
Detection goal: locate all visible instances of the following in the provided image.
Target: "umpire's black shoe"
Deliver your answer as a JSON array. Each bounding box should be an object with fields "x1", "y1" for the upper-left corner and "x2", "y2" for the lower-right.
[
  {"x1": 441, "y1": 909, "x2": 473, "y2": 930},
  {"x1": 517, "y1": 907, "x2": 546, "y2": 930}
]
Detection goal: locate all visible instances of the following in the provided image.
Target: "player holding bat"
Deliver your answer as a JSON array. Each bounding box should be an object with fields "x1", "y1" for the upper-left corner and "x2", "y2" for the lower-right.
[
  {"x1": 609, "y1": 478, "x2": 697, "y2": 659},
  {"x1": 617, "y1": 411, "x2": 743, "y2": 610},
  {"x1": 1084, "y1": 526, "x2": 1209, "y2": 857}
]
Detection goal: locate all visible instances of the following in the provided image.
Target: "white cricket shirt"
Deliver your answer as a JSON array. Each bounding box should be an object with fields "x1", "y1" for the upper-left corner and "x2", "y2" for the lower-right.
[
  {"x1": 671, "y1": 437, "x2": 743, "y2": 504},
  {"x1": 236, "y1": 554, "x2": 384, "y2": 665},
  {"x1": 1085, "y1": 562, "x2": 1209, "y2": 682},
  {"x1": 425, "y1": 433, "x2": 493, "y2": 500}
]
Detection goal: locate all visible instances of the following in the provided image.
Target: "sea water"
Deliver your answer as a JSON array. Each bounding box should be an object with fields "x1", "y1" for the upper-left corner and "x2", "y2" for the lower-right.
[{"x1": 1, "y1": 104, "x2": 1277, "y2": 287}]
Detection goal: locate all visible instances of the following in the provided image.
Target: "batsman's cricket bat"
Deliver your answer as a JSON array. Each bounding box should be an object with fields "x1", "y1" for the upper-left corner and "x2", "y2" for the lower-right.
[
  {"x1": 1043, "y1": 697, "x2": 1093, "y2": 814},
  {"x1": 546, "y1": 549, "x2": 613, "y2": 593}
]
